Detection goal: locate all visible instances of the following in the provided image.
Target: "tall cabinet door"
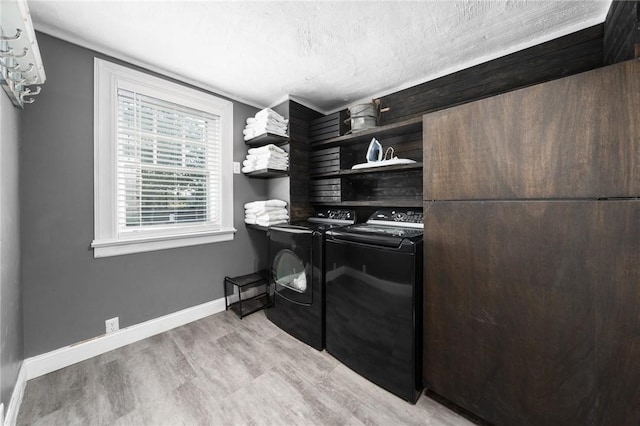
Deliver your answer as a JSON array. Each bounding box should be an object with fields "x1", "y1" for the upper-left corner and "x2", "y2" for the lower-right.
[
  {"x1": 423, "y1": 200, "x2": 640, "y2": 426},
  {"x1": 593, "y1": 201, "x2": 640, "y2": 425},
  {"x1": 423, "y1": 59, "x2": 640, "y2": 201}
]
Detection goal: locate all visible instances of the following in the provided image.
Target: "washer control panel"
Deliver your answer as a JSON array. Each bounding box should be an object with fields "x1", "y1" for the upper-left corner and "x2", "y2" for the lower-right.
[{"x1": 368, "y1": 208, "x2": 423, "y2": 228}]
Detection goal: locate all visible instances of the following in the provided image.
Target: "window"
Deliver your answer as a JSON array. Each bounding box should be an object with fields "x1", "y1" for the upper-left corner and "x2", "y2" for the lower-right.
[{"x1": 92, "y1": 59, "x2": 235, "y2": 258}]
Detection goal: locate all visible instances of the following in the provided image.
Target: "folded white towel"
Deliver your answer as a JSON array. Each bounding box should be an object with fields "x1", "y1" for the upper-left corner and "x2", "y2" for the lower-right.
[
  {"x1": 256, "y1": 218, "x2": 288, "y2": 227},
  {"x1": 247, "y1": 144, "x2": 286, "y2": 155},
  {"x1": 244, "y1": 123, "x2": 288, "y2": 134},
  {"x1": 253, "y1": 162, "x2": 288, "y2": 170},
  {"x1": 249, "y1": 156, "x2": 288, "y2": 165},
  {"x1": 243, "y1": 127, "x2": 285, "y2": 137},
  {"x1": 245, "y1": 206, "x2": 288, "y2": 216},
  {"x1": 246, "y1": 116, "x2": 288, "y2": 127},
  {"x1": 244, "y1": 199, "x2": 287, "y2": 209},
  {"x1": 245, "y1": 157, "x2": 288, "y2": 165},
  {"x1": 253, "y1": 213, "x2": 289, "y2": 221},
  {"x1": 246, "y1": 152, "x2": 288, "y2": 161},
  {"x1": 243, "y1": 129, "x2": 287, "y2": 141},
  {"x1": 245, "y1": 205, "x2": 285, "y2": 213},
  {"x1": 244, "y1": 159, "x2": 288, "y2": 168},
  {"x1": 255, "y1": 108, "x2": 285, "y2": 122},
  {"x1": 244, "y1": 153, "x2": 288, "y2": 164},
  {"x1": 243, "y1": 160, "x2": 289, "y2": 169},
  {"x1": 243, "y1": 158, "x2": 288, "y2": 168},
  {"x1": 246, "y1": 116, "x2": 288, "y2": 128},
  {"x1": 256, "y1": 163, "x2": 288, "y2": 171},
  {"x1": 245, "y1": 214, "x2": 290, "y2": 224},
  {"x1": 244, "y1": 124, "x2": 287, "y2": 134}
]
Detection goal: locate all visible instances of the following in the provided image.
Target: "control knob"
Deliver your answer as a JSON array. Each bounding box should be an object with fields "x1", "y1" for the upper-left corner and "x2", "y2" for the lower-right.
[{"x1": 394, "y1": 212, "x2": 407, "y2": 222}]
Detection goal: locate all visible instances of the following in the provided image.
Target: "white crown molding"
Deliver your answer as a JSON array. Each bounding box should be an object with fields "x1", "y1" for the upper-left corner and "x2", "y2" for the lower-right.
[
  {"x1": 32, "y1": 22, "x2": 267, "y2": 111},
  {"x1": 322, "y1": 16, "x2": 607, "y2": 116},
  {"x1": 34, "y1": 12, "x2": 606, "y2": 122},
  {"x1": 268, "y1": 94, "x2": 330, "y2": 116}
]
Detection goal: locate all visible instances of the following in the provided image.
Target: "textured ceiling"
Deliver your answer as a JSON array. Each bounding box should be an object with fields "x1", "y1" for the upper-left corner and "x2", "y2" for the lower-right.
[{"x1": 28, "y1": 0, "x2": 611, "y2": 112}]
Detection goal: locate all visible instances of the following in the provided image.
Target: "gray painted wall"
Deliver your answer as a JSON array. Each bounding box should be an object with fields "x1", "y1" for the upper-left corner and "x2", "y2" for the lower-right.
[
  {"x1": 1, "y1": 86, "x2": 23, "y2": 408},
  {"x1": 21, "y1": 33, "x2": 270, "y2": 357}
]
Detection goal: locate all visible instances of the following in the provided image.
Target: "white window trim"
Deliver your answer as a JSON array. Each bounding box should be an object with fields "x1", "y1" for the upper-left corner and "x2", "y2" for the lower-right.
[{"x1": 92, "y1": 58, "x2": 235, "y2": 258}]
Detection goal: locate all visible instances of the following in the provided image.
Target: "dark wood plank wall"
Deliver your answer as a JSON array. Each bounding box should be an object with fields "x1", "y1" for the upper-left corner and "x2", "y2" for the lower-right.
[
  {"x1": 376, "y1": 25, "x2": 604, "y2": 125},
  {"x1": 286, "y1": 100, "x2": 323, "y2": 221},
  {"x1": 604, "y1": 0, "x2": 640, "y2": 64},
  {"x1": 302, "y1": 2, "x2": 640, "y2": 212},
  {"x1": 304, "y1": 25, "x2": 605, "y2": 212}
]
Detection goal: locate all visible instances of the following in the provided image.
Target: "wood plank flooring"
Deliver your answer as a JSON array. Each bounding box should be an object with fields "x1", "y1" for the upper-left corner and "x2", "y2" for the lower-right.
[{"x1": 17, "y1": 310, "x2": 476, "y2": 425}]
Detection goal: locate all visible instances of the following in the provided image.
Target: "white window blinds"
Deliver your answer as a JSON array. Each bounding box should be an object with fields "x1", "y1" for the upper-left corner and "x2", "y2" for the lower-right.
[{"x1": 116, "y1": 89, "x2": 222, "y2": 233}]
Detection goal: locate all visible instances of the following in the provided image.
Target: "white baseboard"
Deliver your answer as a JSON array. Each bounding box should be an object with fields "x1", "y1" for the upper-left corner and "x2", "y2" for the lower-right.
[
  {"x1": 24, "y1": 296, "x2": 227, "y2": 381},
  {"x1": 4, "y1": 363, "x2": 26, "y2": 426}
]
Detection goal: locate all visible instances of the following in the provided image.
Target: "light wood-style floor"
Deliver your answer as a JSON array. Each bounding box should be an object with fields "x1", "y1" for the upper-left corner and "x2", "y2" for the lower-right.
[{"x1": 17, "y1": 309, "x2": 475, "y2": 425}]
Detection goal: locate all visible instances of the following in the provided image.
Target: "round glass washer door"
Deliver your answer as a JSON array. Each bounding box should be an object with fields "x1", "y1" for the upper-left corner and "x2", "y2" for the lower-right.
[{"x1": 272, "y1": 249, "x2": 308, "y2": 293}]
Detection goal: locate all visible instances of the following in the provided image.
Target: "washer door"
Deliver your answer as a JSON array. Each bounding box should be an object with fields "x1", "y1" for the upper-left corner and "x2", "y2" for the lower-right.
[{"x1": 270, "y1": 228, "x2": 313, "y2": 305}]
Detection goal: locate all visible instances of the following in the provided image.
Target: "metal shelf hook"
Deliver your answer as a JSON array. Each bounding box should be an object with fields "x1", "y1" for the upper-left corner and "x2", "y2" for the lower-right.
[
  {"x1": 0, "y1": 28, "x2": 22, "y2": 41},
  {"x1": 0, "y1": 47, "x2": 28, "y2": 58},
  {"x1": 23, "y1": 86, "x2": 41, "y2": 96},
  {"x1": 0, "y1": 59, "x2": 20, "y2": 71}
]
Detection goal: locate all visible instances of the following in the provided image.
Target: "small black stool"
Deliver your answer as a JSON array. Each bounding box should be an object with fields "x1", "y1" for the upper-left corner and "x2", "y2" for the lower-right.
[{"x1": 224, "y1": 270, "x2": 271, "y2": 319}]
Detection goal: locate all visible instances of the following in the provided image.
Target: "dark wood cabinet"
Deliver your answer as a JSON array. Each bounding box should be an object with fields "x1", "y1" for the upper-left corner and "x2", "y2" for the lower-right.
[
  {"x1": 423, "y1": 59, "x2": 640, "y2": 201},
  {"x1": 424, "y1": 200, "x2": 640, "y2": 425},
  {"x1": 592, "y1": 200, "x2": 640, "y2": 424},
  {"x1": 422, "y1": 60, "x2": 640, "y2": 425}
]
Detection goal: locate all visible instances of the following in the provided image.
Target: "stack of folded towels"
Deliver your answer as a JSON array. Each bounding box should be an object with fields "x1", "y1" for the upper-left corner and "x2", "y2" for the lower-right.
[
  {"x1": 243, "y1": 108, "x2": 289, "y2": 141},
  {"x1": 244, "y1": 199, "x2": 289, "y2": 227},
  {"x1": 242, "y1": 144, "x2": 289, "y2": 173}
]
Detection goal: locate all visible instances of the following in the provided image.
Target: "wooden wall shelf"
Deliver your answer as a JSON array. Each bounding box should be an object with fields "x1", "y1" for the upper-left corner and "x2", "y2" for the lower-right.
[
  {"x1": 311, "y1": 162, "x2": 422, "y2": 178},
  {"x1": 244, "y1": 169, "x2": 289, "y2": 179},
  {"x1": 244, "y1": 132, "x2": 289, "y2": 147},
  {"x1": 310, "y1": 116, "x2": 423, "y2": 149},
  {"x1": 311, "y1": 199, "x2": 423, "y2": 207},
  {"x1": 308, "y1": 115, "x2": 424, "y2": 208},
  {"x1": 245, "y1": 223, "x2": 270, "y2": 232}
]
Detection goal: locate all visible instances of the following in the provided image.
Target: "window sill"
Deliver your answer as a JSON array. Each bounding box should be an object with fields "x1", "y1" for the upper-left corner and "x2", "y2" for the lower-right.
[{"x1": 91, "y1": 228, "x2": 237, "y2": 258}]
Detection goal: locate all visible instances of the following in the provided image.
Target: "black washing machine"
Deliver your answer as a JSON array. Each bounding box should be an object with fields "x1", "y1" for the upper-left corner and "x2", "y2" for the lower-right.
[
  {"x1": 325, "y1": 208, "x2": 424, "y2": 403},
  {"x1": 266, "y1": 209, "x2": 356, "y2": 350}
]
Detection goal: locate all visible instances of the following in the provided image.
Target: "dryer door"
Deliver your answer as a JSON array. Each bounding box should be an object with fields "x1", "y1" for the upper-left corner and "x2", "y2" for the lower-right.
[{"x1": 269, "y1": 228, "x2": 313, "y2": 305}]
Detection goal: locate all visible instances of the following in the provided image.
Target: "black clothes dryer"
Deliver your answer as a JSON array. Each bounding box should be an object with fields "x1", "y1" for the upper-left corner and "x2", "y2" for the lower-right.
[
  {"x1": 266, "y1": 209, "x2": 355, "y2": 350},
  {"x1": 325, "y1": 208, "x2": 424, "y2": 403}
]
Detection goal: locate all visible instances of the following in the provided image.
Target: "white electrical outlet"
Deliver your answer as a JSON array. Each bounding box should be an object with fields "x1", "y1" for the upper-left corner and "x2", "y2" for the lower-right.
[
  {"x1": 233, "y1": 161, "x2": 241, "y2": 174},
  {"x1": 105, "y1": 317, "x2": 119, "y2": 334}
]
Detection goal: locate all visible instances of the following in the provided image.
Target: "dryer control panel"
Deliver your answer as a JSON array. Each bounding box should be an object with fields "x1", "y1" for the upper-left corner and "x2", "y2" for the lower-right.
[{"x1": 308, "y1": 209, "x2": 356, "y2": 225}]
